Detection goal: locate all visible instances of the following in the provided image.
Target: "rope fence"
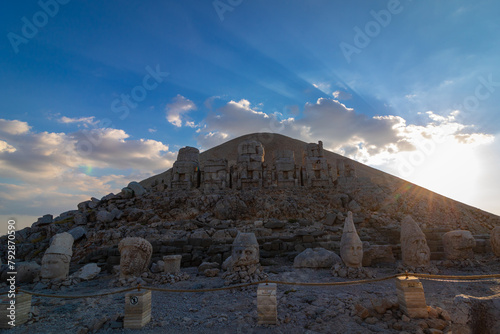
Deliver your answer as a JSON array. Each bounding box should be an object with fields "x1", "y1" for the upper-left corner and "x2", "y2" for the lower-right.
[
  {"x1": 2, "y1": 272, "x2": 499, "y2": 329},
  {"x1": 4, "y1": 272, "x2": 499, "y2": 299}
]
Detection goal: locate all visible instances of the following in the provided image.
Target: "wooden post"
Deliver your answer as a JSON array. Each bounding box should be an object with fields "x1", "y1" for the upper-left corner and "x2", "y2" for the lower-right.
[
  {"x1": 0, "y1": 292, "x2": 32, "y2": 328},
  {"x1": 396, "y1": 276, "x2": 428, "y2": 318},
  {"x1": 124, "y1": 290, "x2": 152, "y2": 329},
  {"x1": 257, "y1": 283, "x2": 277, "y2": 325}
]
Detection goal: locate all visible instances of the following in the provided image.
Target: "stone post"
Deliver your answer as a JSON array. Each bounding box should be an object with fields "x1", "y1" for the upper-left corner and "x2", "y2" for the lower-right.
[
  {"x1": 0, "y1": 293, "x2": 32, "y2": 328},
  {"x1": 124, "y1": 290, "x2": 152, "y2": 329},
  {"x1": 163, "y1": 255, "x2": 182, "y2": 274},
  {"x1": 395, "y1": 276, "x2": 428, "y2": 318},
  {"x1": 257, "y1": 283, "x2": 277, "y2": 325}
]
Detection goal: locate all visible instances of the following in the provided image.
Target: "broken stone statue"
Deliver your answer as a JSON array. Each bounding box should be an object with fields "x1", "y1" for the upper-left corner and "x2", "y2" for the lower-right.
[
  {"x1": 40, "y1": 232, "x2": 74, "y2": 280},
  {"x1": 222, "y1": 232, "x2": 267, "y2": 284},
  {"x1": 399, "y1": 215, "x2": 437, "y2": 274},
  {"x1": 332, "y1": 211, "x2": 374, "y2": 278},
  {"x1": 118, "y1": 237, "x2": 153, "y2": 279}
]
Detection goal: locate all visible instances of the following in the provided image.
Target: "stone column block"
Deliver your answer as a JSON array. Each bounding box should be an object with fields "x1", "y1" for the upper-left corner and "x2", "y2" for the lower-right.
[
  {"x1": 163, "y1": 255, "x2": 182, "y2": 274},
  {"x1": 396, "y1": 276, "x2": 428, "y2": 318},
  {"x1": 257, "y1": 283, "x2": 277, "y2": 325},
  {"x1": 0, "y1": 293, "x2": 32, "y2": 328},
  {"x1": 124, "y1": 290, "x2": 151, "y2": 329}
]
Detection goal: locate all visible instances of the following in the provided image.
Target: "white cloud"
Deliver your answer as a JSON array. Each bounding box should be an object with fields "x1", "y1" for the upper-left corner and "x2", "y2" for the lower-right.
[
  {"x1": 332, "y1": 90, "x2": 352, "y2": 100},
  {"x1": 0, "y1": 119, "x2": 31, "y2": 135},
  {"x1": 148, "y1": 128, "x2": 157, "y2": 133},
  {"x1": 166, "y1": 94, "x2": 197, "y2": 127},
  {"x1": 58, "y1": 116, "x2": 97, "y2": 125},
  {"x1": 195, "y1": 97, "x2": 494, "y2": 170},
  {"x1": 0, "y1": 119, "x2": 177, "y2": 222},
  {"x1": 0, "y1": 140, "x2": 16, "y2": 153}
]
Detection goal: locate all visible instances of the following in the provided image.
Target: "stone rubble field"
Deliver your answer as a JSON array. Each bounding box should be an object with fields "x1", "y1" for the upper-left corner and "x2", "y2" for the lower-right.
[{"x1": 4, "y1": 256, "x2": 500, "y2": 334}]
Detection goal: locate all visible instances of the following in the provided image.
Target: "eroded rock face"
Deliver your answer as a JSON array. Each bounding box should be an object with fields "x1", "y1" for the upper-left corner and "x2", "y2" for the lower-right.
[
  {"x1": 491, "y1": 226, "x2": 500, "y2": 257},
  {"x1": 340, "y1": 211, "x2": 363, "y2": 268},
  {"x1": 442, "y1": 230, "x2": 476, "y2": 260},
  {"x1": 118, "y1": 237, "x2": 152, "y2": 279},
  {"x1": 400, "y1": 215, "x2": 430, "y2": 268},
  {"x1": 40, "y1": 232, "x2": 74, "y2": 280}
]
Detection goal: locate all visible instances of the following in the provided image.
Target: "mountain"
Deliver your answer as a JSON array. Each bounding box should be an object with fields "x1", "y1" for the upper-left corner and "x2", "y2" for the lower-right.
[
  {"x1": 140, "y1": 132, "x2": 499, "y2": 236},
  {"x1": 2, "y1": 132, "x2": 499, "y2": 270}
]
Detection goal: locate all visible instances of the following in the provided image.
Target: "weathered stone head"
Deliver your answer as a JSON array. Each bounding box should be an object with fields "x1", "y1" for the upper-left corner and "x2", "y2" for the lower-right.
[
  {"x1": 490, "y1": 226, "x2": 500, "y2": 257},
  {"x1": 118, "y1": 237, "x2": 152, "y2": 278},
  {"x1": 442, "y1": 230, "x2": 476, "y2": 260},
  {"x1": 40, "y1": 232, "x2": 74, "y2": 280},
  {"x1": 400, "y1": 215, "x2": 430, "y2": 267},
  {"x1": 231, "y1": 232, "x2": 260, "y2": 267},
  {"x1": 340, "y1": 212, "x2": 363, "y2": 268}
]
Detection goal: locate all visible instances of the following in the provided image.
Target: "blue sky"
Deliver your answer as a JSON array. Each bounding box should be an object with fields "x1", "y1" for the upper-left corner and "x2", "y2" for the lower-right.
[{"x1": 1, "y1": 0, "x2": 500, "y2": 233}]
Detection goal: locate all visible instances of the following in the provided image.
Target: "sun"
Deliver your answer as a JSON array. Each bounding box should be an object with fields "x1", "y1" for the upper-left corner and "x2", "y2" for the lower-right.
[{"x1": 410, "y1": 142, "x2": 480, "y2": 205}]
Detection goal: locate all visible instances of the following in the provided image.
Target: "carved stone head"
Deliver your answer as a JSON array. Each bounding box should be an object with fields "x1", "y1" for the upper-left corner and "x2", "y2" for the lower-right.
[
  {"x1": 118, "y1": 237, "x2": 152, "y2": 278},
  {"x1": 40, "y1": 232, "x2": 74, "y2": 280},
  {"x1": 443, "y1": 230, "x2": 476, "y2": 260},
  {"x1": 401, "y1": 215, "x2": 430, "y2": 267},
  {"x1": 231, "y1": 232, "x2": 259, "y2": 267},
  {"x1": 340, "y1": 211, "x2": 363, "y2": 268},
  {"x1": 40, "y1": 253, "x2": 70, "y2": 280}
]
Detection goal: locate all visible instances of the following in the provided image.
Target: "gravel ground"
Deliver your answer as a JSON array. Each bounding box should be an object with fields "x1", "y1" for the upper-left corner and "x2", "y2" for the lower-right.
[{"x1": 5, "y1": 256, "x2": 500, "y2": 334}]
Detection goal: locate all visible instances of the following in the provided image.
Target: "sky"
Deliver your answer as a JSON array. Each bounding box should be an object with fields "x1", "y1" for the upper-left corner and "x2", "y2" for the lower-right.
[{"x1": 1, "y1": 0, "x2": 500, "y2": 234}]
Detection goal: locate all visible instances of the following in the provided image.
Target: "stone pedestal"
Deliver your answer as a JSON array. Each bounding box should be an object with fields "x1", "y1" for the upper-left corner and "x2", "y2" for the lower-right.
[
  {"x1": 257, "y1": 283, "x2": 277, "y2": 325},
  {"x1": 396, "y1": 276, "x2": 428, "y2": 318},
  {"x1": 0, "y1": 293, "x2": 32, "y2": 328},
  {"x1": 163, "y1": 255, "x2": 182, "y2": 274},
  {"x1": 124, "y1": 290, "x2": 151, "y2": 329}
]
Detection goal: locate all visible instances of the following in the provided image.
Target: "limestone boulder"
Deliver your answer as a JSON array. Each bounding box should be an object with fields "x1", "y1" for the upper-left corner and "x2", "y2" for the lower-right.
[
  {"x1": 68, "y1": 226, "x2": 86, "y2": 241},
  {"x1": 15, "y1": 261, "x2": 40, "y2": 284},
  {"x1": 121, "y1": 187, "x2": 134, "y2": 199},
  {"x1": 96, "y1": 210, "x2": 115, "y2": 224},
  {"x1": 198, "y1": 262, "x2": 219, "y2": 273},
  {"x1": 293, "y1": 248, "x2": 342, "y2": 268},
  {"x1": 491, "y1": 226, "x2": 500, "y2": 257},
  {"x1": 72, "y1": 263, "x2": 101, "y2": 280},
  {"x1": 442, "y1": 230, "x2": 476, "y2": 260},
  {"x1": 127, "y1": 181, "x2": 146, "y2": 197}
]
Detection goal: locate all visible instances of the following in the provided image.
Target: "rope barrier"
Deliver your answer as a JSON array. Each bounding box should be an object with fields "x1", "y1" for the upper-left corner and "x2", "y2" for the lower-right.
[
  {"x1": 1, "y1": 272, "x2": 497, "y2": 299},
  {"x1": 15, "y1": 286, "x2": 139, "y2": 299}
]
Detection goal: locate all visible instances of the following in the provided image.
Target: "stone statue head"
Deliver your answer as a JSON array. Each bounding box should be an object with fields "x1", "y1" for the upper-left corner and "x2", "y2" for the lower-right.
[
  {"x1": 340, "y1": 211, "x2": 363, "y2": 268},
  {"x1": 442, "y1": 230, "x2": 476, "y2": 260},
  {"x1": 40, "y1": 232, "x2": 74, "y2": 280},
  {"x1": 231, "y1": 232, "x2": 259, "y2": 267},
  {"x1": 40, "y1": 254, "x2": 70, "y2": 280},
  {"x1": 400, "y1": 215, "x2": 430, "y2": 267},
  {"x1": 118, "y1": 237, "x2": 152, "y2": 278}
]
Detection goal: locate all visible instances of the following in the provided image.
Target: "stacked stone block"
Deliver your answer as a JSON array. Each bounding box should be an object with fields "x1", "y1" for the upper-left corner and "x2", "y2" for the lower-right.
[
  {"x1": 0, "y1": 293, "x2": 31, "y2": 328},
  {"x1": 257, "y1": 283, "x2": 277, "y2": 325},
  {"x1": 124, "y1": 290, "x2": 151, "y2": 329},
  {"x1": 396, "y1": 276, "x2": 428, "y2": 318}
]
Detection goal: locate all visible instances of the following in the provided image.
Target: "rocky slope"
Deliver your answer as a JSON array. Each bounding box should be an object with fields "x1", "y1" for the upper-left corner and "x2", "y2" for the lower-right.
[{"x1": 2, "y1": 133, "x2": 499, "y2": 271}]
